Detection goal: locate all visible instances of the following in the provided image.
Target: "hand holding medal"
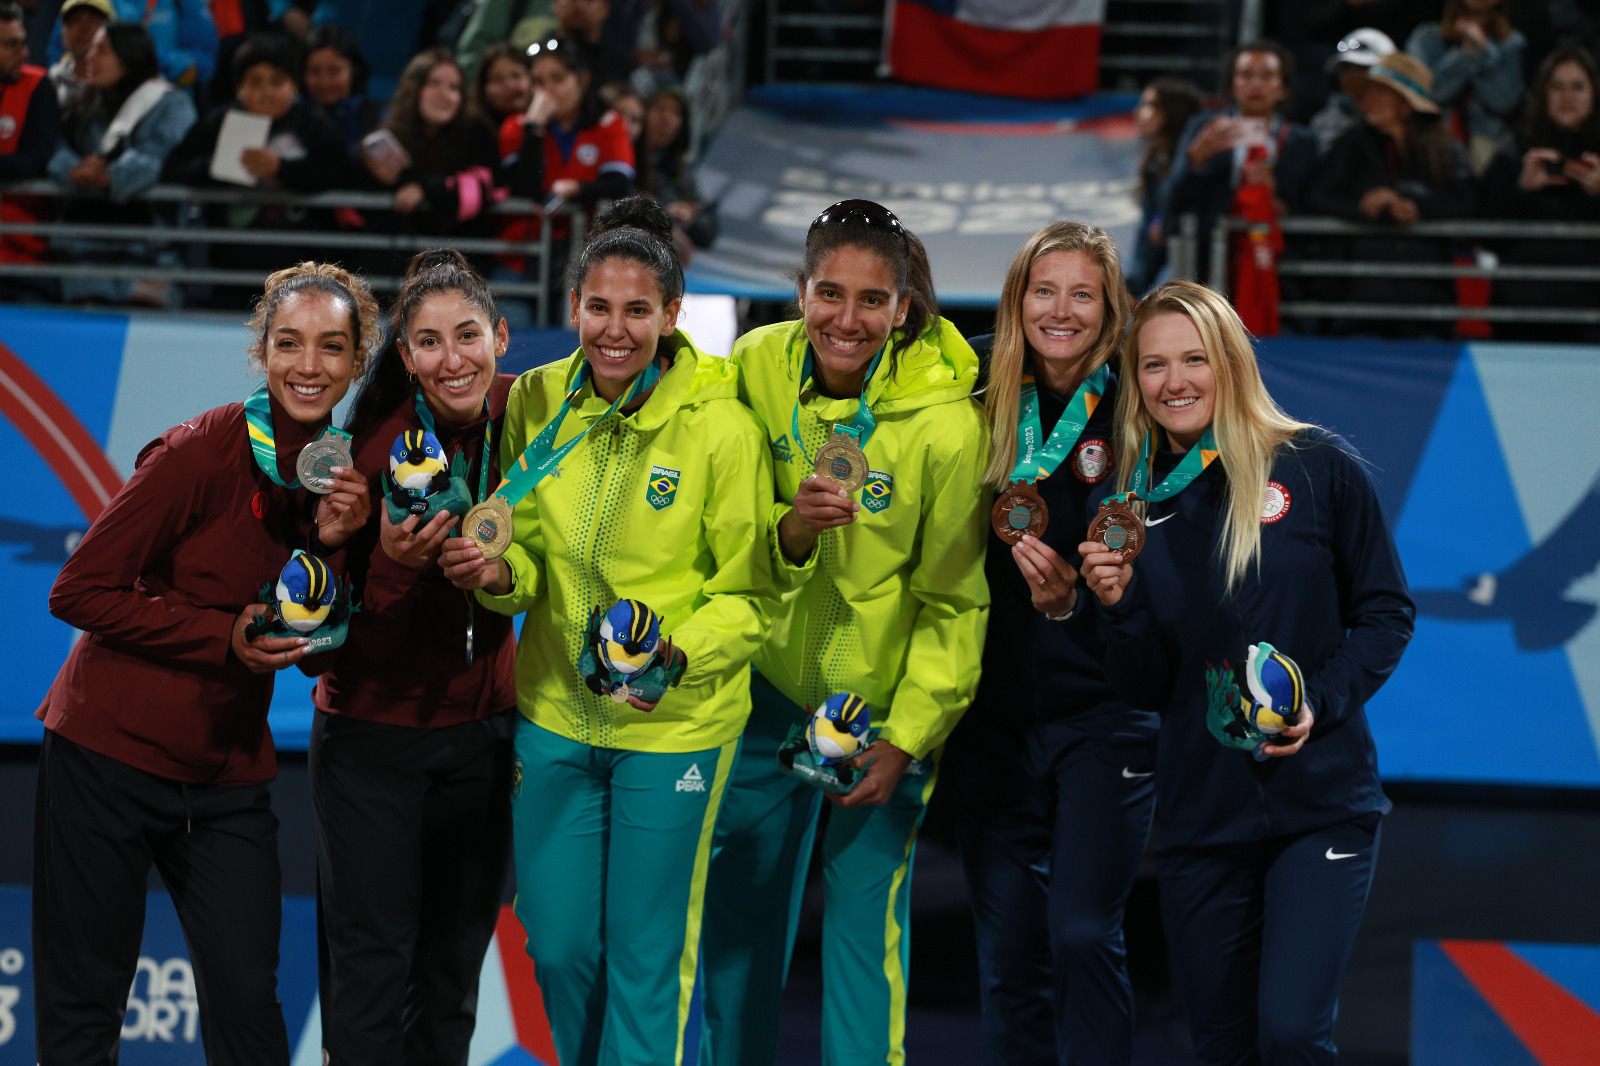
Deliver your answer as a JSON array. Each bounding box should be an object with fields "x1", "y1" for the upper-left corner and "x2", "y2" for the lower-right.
[
  {"x1": 313, "y1": 462, "x2": 371, "y2": 549},
  {"x1": 991, "y1": 364, "x2": 1109, "y2": 546},
  {"x1": 1087, "y1": 494, "x2": 1146, "y2": 563},
  {"x1": 991, "y1": 481, "x2": 1048, "y2": 545}
]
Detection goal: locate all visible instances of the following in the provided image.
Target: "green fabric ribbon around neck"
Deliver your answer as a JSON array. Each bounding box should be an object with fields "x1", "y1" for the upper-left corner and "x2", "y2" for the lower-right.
[{"x1": 1006, "y1": 362, "x2": 1109, "y2": 485}]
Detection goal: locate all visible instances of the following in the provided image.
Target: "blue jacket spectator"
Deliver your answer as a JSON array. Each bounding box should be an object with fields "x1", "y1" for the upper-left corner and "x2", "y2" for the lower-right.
[
  {"x1": 47, "y1": 22, "x2": 194, "y2": 304},
  {"x1": 1406, "y1": 0, "x2": 1526, "y2": 172},
  {"x1": 1163, "y1": 41, "x2": 1318, "y2": 282},
  {"x1": 49, "y1": 23, "x2": 194, "y2": 201},
  {"x1": 116, "y1": 0, "x2": 216, "y2": 90}
]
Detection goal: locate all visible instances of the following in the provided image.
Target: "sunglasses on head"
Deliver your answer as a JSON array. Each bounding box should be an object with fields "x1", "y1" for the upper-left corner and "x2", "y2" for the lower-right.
[{"x1": 808, "y1": 199, "x2": 908, "y2": 246}]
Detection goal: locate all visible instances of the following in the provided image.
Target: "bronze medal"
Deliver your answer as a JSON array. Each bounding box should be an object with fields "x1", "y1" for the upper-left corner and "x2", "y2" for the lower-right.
[
  {"x1": 464, "y1": 496, "x2": 515, "y2": 559},
  {"x1": 1087, "y1": 497, "x2": 1146, "y2": 562},
  {"x1": 814, "y1": 434, "x2": 869, "y2": 495},
  {"x1": 990, "y1": 481, "x2": 1049, "y2": 544},
  {"x1": 296, "y1": 436, "x2": 353, "y2": 494}
]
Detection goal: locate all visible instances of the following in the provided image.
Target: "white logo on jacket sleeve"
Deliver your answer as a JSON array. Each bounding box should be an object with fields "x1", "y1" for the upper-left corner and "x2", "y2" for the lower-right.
[
  {"x1": 676, "y1": 764, "x2": 706, "y2": 792},
  {"x1": 1261, "y1": 481, "x2": 1291, "y2": 523}
]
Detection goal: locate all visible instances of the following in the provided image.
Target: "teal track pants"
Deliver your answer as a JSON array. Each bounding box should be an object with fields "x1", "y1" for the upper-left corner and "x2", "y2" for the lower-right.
[
  {"x1": 511, "y1": 717, "x2": 737, "y2": 1066},
  {"x1": 699, "y1": 674, "x2": 940, "y2": 1066}
]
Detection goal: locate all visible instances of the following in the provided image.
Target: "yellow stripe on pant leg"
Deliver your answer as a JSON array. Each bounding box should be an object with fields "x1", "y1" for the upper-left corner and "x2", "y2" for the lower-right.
[
  {"x1": 882, "y1": 753, "x2": 942, "y2": 1066},
  {"x1": 674, "y1": 738, "x2": 739, "y2": 1066}
]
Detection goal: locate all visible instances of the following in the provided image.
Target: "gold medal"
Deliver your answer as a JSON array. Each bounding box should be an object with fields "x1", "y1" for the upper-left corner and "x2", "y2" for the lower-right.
[
  {"x1": 464, "y1": 496, "x2": 515, "y2": 559},
  {"x1": 1087, "y1": 497, "x2": 1146, "y2": 562},
  {"x1": 990, "y1": 481, "x2": 1049, "y2": 544},
  {"x1": 814, "y1": 433, "x2": 869, "y2": 495},
  {"x1": 296, "y1": 436, "x2": 353, "y2": 494}
]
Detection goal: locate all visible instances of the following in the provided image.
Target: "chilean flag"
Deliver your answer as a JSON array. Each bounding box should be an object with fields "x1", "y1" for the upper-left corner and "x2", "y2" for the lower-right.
[{"x1": 885, "y1": 0, "x2": 1105, "y2": 100}]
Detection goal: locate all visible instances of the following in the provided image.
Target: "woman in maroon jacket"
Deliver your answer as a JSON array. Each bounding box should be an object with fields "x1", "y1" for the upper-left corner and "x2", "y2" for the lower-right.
[
  {"x1": 305, "y1": 248, "x2": 518, "y2": 1066},
  {"x1": 33, "y1": 261, "x2": 380, "y2": 1066}
]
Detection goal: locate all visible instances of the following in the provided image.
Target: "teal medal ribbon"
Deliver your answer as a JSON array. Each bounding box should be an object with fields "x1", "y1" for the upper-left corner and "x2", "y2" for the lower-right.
[
  {"x1": 243, "y1": 382, "x2": 349, "y2": 489},
  {"x1": 1090, "y1": 425, "x2": 1217, "y2": 559},
  {"x1": 1118, "y1": 425, "x2": 1219, "y2": 505},
  {"x1": 412, "y1": 391, "x2": 495, "y2": 665},
  {"x1": 1007, "y1": 362, "x2": 1110, "y2": 485},
  {"x1": 790, "y1": 342, "x2": 886, "y2": 464},
  {"x1": 488, "y1": 356, "x2": 663, "y2": 509}
]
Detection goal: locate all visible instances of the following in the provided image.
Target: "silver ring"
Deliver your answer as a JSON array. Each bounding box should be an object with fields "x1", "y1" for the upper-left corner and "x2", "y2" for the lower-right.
[{"x1": 1038, "y1": 578, "x2": 1047, "y2": 587}]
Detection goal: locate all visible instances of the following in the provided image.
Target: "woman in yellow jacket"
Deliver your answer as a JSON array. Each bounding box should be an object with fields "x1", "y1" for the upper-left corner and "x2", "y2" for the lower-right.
[
  {"x1": 441, "y1": 196, "x2": 774, "y2": 1066},
  {"x1": 698, "y1": 200, "x2": 991, "y2": 1066}
]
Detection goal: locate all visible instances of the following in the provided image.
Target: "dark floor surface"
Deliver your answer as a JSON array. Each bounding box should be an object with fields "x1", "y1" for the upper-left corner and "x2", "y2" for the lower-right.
[{"x1": 5, "y1": 746, "x2": 1599, "y2": 1065}]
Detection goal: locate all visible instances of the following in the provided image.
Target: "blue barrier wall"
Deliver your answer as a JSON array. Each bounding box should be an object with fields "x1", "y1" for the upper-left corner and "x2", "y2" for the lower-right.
[{"x1": 0, "y1": 310, "x2": 1595, "y2": 786}]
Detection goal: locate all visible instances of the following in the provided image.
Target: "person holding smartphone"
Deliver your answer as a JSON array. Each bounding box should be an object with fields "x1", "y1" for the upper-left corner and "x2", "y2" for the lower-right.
[
  {"x1": 1162, "y1": 40, "x2": 1317, "y2": 286},
  {"x1": 1484, "y1": 45, "x2": 1600, "y2": 341}
]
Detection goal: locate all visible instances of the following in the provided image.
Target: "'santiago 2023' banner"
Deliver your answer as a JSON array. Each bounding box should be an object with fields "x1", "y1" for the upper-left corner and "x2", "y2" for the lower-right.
[{"x1": 0, "y1": 309, "x2": 1596, "y2": 786}]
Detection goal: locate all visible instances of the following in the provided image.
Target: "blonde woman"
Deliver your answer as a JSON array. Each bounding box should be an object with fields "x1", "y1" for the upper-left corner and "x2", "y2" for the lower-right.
[
  {"x1": 1080, "y1": 280, "x2": 1413, "y2": 1064},
  {"x1": 942, "y1": 221, "x2": 1157, "y2": 1065}
]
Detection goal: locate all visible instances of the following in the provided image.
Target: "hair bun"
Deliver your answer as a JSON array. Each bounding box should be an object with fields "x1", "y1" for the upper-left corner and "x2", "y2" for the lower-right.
[
  {"x1": 407, "y1": 247, "x2": 471, "y2": 277},
  {"x1": 589, "y1": 195, "x2": 675, "y2": 248}
]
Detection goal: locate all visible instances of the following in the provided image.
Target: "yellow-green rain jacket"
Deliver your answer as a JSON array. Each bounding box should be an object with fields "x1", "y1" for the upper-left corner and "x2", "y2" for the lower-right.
[
  {"x1": 477, "y1": 333, "x2": 776, "y2": 753},
  {"x1": 733, "y1": 318, "x2": 990, "y2": 760}
]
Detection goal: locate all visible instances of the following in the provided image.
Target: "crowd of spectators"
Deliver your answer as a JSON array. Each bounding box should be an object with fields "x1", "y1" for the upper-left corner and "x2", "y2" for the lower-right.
[
  {"x1": 0, "y1": 0, "x2": 725, "y2": 311},
  {"x1": 1, "y1": 0, "x2": 1596, "y2": 337},
  {"x1": 1137, "y1": 0, "x2": 1600, "y2": 337}
]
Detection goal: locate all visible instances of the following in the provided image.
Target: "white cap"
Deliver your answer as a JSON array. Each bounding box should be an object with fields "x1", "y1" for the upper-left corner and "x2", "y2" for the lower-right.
[{"x1": 1326, "y1": 28, "x2": 1397, "y2": 72}]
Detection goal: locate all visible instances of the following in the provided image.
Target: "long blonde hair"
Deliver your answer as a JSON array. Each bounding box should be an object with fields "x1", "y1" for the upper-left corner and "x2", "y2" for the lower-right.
[
  {"x1": 982, "y1": 221, "x2": 1131, "y2": 488},
  {"x1": 1112, "y1": 281, "x2": 1310, "y2": 592}
]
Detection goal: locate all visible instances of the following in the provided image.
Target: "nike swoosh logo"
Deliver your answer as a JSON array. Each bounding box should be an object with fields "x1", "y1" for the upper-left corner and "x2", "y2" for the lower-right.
[
  {"x1": 1145, "y1": 513, "x2": 1175, "y2": 527},
  {"x1": 1325, "y1": 849, "x2": 1357, "y2": 860},
  {"x1": 1121, "y1": 767, "x2": 1154, "y2": 779}
]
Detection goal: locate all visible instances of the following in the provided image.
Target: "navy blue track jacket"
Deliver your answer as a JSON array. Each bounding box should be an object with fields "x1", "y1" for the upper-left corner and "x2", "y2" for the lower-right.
[
  {"x1": 1095, "y1": 427, "x2": 1414, "y2": 847},
  {"x1": 971, "y1": 338, "x2": 1156, "y2": 729}
]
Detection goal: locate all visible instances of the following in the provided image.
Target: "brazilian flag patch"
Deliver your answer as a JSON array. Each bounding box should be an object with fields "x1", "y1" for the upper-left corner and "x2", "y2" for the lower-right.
[
  {"x1": 646, "y1": 464, "x2": 680, "y2": 510},
  {"x1": 861, "y1": 470, "x2": 893, "y2": 514}
]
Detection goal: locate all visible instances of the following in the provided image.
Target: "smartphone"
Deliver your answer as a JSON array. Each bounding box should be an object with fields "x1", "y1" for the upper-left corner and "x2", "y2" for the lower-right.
[
  {"x1": 361, "y1": 129, "x2": 411, "y2": 171},
  {"x1": 1235, "y1": 117, "x2": 1270, "y2": 149}
]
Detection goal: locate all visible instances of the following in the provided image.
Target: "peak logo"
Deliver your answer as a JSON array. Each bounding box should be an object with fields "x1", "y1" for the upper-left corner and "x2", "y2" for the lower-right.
[{"x1": 676, "y1": 764, "x2": 705, "y2": 792}]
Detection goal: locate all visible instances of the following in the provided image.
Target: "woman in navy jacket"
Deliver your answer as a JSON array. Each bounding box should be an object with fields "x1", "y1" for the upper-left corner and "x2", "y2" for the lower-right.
[
  {"x1": 945, "y1": 220, "x2": 1157, "y2": 1065},
  {"x1": 1080, "y1": 280, "x2": 1413, "y2": 1065}
]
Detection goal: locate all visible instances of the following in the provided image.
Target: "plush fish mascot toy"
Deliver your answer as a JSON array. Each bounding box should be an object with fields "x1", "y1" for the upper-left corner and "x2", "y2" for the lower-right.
[
  {"x1": 578, "y1": 599, "x2": 684, "y2": 705},
  {"x1": 1204, "y1": 641, "x2": 1307, "y2": 760},
  {"x1": 243, "y1": 549, "x2": 356, "y2": 652},
  {"x1": 383, "y1": 429, "x2": 475, "y2": 527},
  {"x1": 778, "y1": 692, "x2": 887, "y2": 795}
]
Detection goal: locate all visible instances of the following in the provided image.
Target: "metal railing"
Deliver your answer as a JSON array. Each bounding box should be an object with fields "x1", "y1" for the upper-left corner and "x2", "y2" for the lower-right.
[
  {"x1": 1170, "y1": 213, "x2": 1600, "y2": 326},
  {"x1": 1099, "y1": 0, "x2": 1235, "y2": 93},
  {"x1": 0, "y1": 180, "x2": 586, "y2": 324},
  {"x1": 763, "y1": 0, "x2": 884, "y2": 84}
]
